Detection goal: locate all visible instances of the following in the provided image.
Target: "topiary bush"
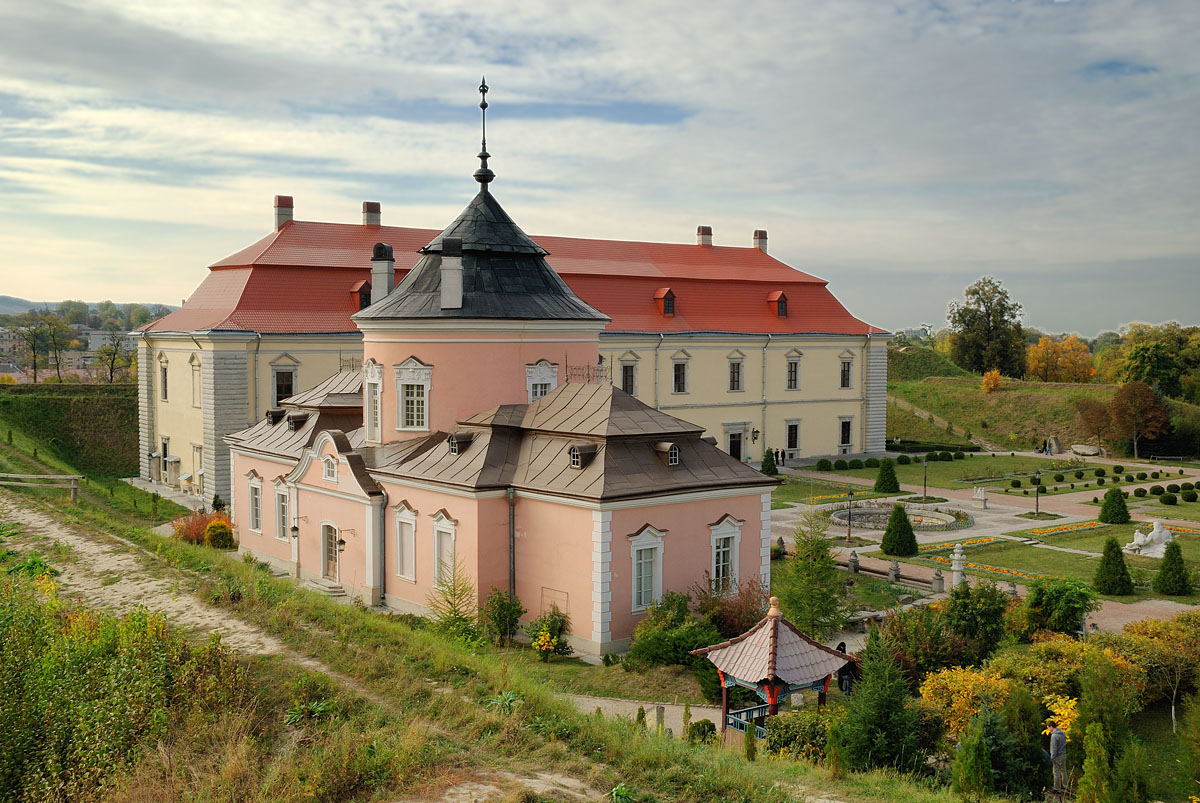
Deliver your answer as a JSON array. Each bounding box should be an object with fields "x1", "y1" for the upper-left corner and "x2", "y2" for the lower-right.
[
  {"x1": 1098, "y1": 487, "x2": 1131, "y2": 524},
  {"x1": 761, "y1": 448, "x2": 778, "y2": 476},
  {"x1": 1184, "y1": 490, "x2": 1198, "y2": 503},
  {"x1": 1054, "y1": 473, "x2": 1065, "y2": 483},
  {"x1": 1153, "y1": 541, "x2": 1191, "y2": 595},
  {"x1": 848, "y1": 458, "x2": 865, "y2": 469},
  {"x1": 1161, "y1": 493, "x2": 1178, "y2": 506},
  {"x1": 938, "y1": 451, "x2": 953, "y2": 462},
  {"x1": 874, "y1": 458, "x2": 901, "y2": 494},
  {"x1": 203, "y1": 519, "x2": 235, "y2": 549},
  {"x1": 1137, "y1": 472, "x2": 1148, "y2": 481},
  {"x1": 833, "y1": 459, "x2": 849, "y2": 470},
  {"x1": 1093, "y1": 537, "x2": 1134, "y2": 595},
  {"x1": 1075, "y1": 470, "x2": 1085, "y2": 480},
  {"x1": 1152, "y1": 471, "x2": 1160, "y2": 479},
  {"x1": 1150, "y1": 485, "x2": 1165, "y2": 496},
  {"x1": 864, "y1": 457, "x2": 880, "y2": 468},
  {"x1": 953, "y1": 451, "x2": 965, "y2": 460},
  {"x1": 1168, "y1": 484, "x2": 1181, "y2": 494},
  {"x1": 1134, "y1": 487, "x2": 1148, "y2": 497},
  {"x1": 1011, "y1": 479, "x2": 1022, "y2": 488},
  {"x1": 1183, "y1": 482, "x2": 1195, "y2": 491},
  {"x1": 1097, "y1": 477, "x2": 1105, "y2": 485},
  {"x1": 1126, "y1": 475, "x2": 1134, "y2": 482},
  {"x1": 1113, "y1": 465, "x2": 1124, "y2": 474},
  {"x1": 880, "y1": 504, "x2": 918, "y2": 557},
  {"x1": 1038, "y1": 485, "x2": 1047, "y2": 494},
  {"x1": 1094, "y1": 468, "x2": 1106, "y2": 477},
  {"x1": 896, "y1": 454, "x2": 911, "y2": 465},
  {"x1": 816, "y1": 458, "x2": 833, "y2": 471}
]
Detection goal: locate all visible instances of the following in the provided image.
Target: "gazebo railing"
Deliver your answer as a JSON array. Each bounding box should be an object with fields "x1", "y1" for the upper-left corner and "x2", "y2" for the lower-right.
[{"x1": 725, "y1": 704, "x2": 768, "y2": 739}]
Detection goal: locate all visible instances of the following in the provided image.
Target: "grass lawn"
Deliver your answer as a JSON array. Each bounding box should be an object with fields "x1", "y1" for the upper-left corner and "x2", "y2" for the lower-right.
[
  {"x1": 772, "y1": 476, "x2": 898, "y2": 506},
  {"x1": 490, "y1": 645, "x2": 707, "y2": 705},
  {"x1": 1131, "y1": 702, "x2": 1195, "y2": 803},
  {"x1": 886, "y1": 401, "x2": 972, "y2": 446},
  {"x1": 828, "y1": 453, "x2": 1094, "y2": 493},
  {"x1": 772, "y1": 557, "x2": 920, "y2": 612},
  {"x1": 1127, "y1": 497, "x2": 1200, "y2": 523}
]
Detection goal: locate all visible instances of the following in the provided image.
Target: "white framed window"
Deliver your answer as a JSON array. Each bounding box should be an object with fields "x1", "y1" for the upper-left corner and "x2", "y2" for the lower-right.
[
  {"x1": 628, "y1": 525, "x2": 666, "y2": 613},
  {"x1": 158, "y1": 355, "x2": 168, "y2": 401},
  {"x1": 840, "y1": 353, "x2": 854, "y2": 389},
  {"x1": 671, "y1": 350, "x2": 690, "y2": 395},
  {"x1": 728, "y1": 360, "x2": 742, "y2": 391},
  {"x1": 395, "y1": 503, "x2": 416, "y2": 581},
  {"x1": 526, "y1": 359, "x2": 558, "y2": 403},
  {"x1": 273, "y1": 369, "x2": 295, "y2": 406},
  {"x1": 786, "y1": 350, "x2": 802, "y2": 391},
  {"x1": 364, "y1": 360, "x2": 383, "y2": 443},
  {"x1": 620, "y1": 363, "x2": 637, "y2": 395},
  {"x1": 192, "y1": 443, "x2": 203, "y2": 475},
  {"x1": 431, "y1": 510, "x2": 457, "y2": 586},
  {"x1": 667, "y1": 444, "x2": 680, "y2": 466},
  {"x1": 569, "y1": 446, "x2": 581, "y2": 468},
  {"x1": 395, "y1": 358, "x2": 433, "y2": 431},
  {"x1": 840, "y1": 417, "x2": 853, "y2": 448},
  {"x1": 322, "y1": 456, "x2": 337, "y2": 481},
  {"x1": 247, "y1": 476, "x2": 262, "y2": 533},
  {"x1": 710, "y1": 515, "x2": 743, "y2": 593},
  {"x1": 275, "y1": 490, "x2": 288, "y2": 541},
  {"x1": 189, "y1": 354, "x2": 201, "y2": 408}
]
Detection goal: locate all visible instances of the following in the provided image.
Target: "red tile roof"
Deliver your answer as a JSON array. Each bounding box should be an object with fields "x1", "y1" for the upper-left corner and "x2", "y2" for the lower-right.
[{"x1": 147, "y1": 219, "x2": 884, "y2": 335}]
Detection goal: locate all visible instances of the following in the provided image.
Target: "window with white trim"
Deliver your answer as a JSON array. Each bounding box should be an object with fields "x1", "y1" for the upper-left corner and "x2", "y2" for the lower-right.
[
  {"x1": 629, "y1": 525, "x2": 665, "y2": 612},
  {"x1": 395, "y1": 505, "x2": 416, "y2": 581},
  {"x1": 667, "y1": 444, "x2": 680, "y2": 466},
  {"x1": 431, "y1": 511, "x2": 457, "y2": 586},
  {"x1": 248, "y1": 478, "x2": 262, "y2": 533},
  {"x1": 275, "y1": 490, "x2": 288, "y2": 541},
  {"x1": 190, "y1": 355, "x2": 201, "y2": 408},
  {"x1": 158, "y1": 356, "x2": 168, "y2": 401},
  {"x1": 366, "y1": 379, "x2": 381, "y2": 442},
  {"x1": 710, "y1": 516, "x2": 743, "y2": 593},
  {"x1": 787, "y1": 359, "x2": 799, "y2": 390},
  {"x1": 273, "y1": 369, "x2": 295, "y2": 406},
  {"x1": 840, "y1": 357, "x2": 853, "y2": 389},
  {"x1": 620, "y1": 363, "x2": 637, "y2": 395},
  {"x1": 395, "y1": 358, "x2": 433, "y2": 431},
  {"x1": 728, "y1": 359, "x2": 742, "y2": 391},
  {"x1": 526, "y1": 360, "x2": 558, "y2": 403},
  {"x1": 569, "y1": 447, "x2": 581, "y2": 468},
  {"x1": 402, "y1": 383, "x2": 426, "y2": 428},
  {"x1": 322, "y1": 456, "x2": 337, "y2": 481}
]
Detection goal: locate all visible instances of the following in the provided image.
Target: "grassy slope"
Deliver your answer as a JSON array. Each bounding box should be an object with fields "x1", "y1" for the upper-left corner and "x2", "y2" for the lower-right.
[
  {"x1": 886, "y1": 401, "x2": 973, "y2": 446},
  {"x1": 886, "y1": 346, "x2": 972, "y2": 383},
  {"x1": 0, "y1": 414, "x2": 964, "y2": 802}
]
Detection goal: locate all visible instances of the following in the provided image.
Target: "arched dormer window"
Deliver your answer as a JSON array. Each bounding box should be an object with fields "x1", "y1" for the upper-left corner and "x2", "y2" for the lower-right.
[
  {"x1": 569, "y1": 446, "x2": 581, "y2": 468},
  {"x1": 322, "y1": 456, "x2": 337, "y2": 482},
  {"x1": 653, "y1": 441, "x2": 680, "y2": 467},
  {"x1": 447, "y1": 432, "x2": 475, "y2": 455},
  {"x1": 568, "y1": 442, "x2": 598, "y2": 470}
]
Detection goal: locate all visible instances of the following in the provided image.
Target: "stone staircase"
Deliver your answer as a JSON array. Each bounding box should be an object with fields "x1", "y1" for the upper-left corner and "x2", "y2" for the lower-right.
[{"x1": 303, "y1": 577, "x2": 346, "y2": 598}]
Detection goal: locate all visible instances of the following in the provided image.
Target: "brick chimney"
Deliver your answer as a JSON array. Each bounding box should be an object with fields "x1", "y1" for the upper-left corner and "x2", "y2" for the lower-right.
[
  {"x1": 274, "y1": 195, "x2": 293, "y2": 229},
  {"x1": 370, "y1": 243, "x2": 394, "y2": 305},
  {"x1": 753, "y1": 229, "x2": 768, "y2": 253},
  {"x1": 440, "y1": 238, "x2": 463, "y2": 310},
  {"x1": 362, "y1": 201, "x2": 381, "y2": 226},
  {"x1": 696, "y1": 225, "x2": 713, "y2": 246}
]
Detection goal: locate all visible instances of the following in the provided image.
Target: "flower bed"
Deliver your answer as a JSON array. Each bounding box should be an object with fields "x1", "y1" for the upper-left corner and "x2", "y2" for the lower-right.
[
  {"x1": 1168, "y1": 525, "x2": 1200, "y2": 534},
  {"x1": 1029, "y1": 521, "x2": 1104, "y2": 536},
  {"x1": 925, "y1": 554, "x2": 1064, "y2": 582},
  {"x1": 920, "y1": 537, "x2": 998, "y2": 552}
]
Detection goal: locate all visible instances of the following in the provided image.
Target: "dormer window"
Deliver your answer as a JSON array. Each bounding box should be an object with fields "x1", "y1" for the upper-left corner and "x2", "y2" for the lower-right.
[
  {"x1": 287, "y1": 412, "x2": 309, "y2": 431},
  {"x1": 351, "y1": 280, "x2": 371, "y2": 311},
  {"x1": 654, "y1": 287, "x2": 676, "y2": 316},
  {"x1": 567, "y1": 442, "x2": 598, "y2": 470},
  {"x1": 654, "y1": 441, "x2": 680, "y2": 467},
  {"x1": 569, "y1": 446, "x2": 581, "y2": 468},
  {"x1": 768, "y1": 290, "x2": 788, "y2": 318},
  {"x1": 447, "y1": 432, "x2": 475, "y2": 455},
  {"x1": 322, "y1": 456, "x2": 337, "y2": 481}
]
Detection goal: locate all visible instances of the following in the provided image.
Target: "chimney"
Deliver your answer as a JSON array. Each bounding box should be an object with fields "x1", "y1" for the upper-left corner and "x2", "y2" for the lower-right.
[
  {"x1": 274, "y1": 195, "x2": 293, "y2": 229},
  {"x1": 362, "y1": 201, "x2": 381, "y2": 226},
  {"x1": 696, "y1": 225, "x2": 713, "y2": 246},
  {"x1": 440, "y1": 238, "x2": 463, "y2": 310},
  {"x1": 370, "y1": 243, "x2": 394, "y2": 305},
  {"x1": 753, "y1": 229, "x2": 768, "y2": 253}
]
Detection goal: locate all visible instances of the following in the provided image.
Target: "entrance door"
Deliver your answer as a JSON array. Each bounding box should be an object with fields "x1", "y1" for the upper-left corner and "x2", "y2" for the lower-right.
[
  {"x1": 728, "y1": 432, "x2": 743, "y2": 461},
  {"x1": 323, "y1": 525, "x2": 338, "y2": 580}
]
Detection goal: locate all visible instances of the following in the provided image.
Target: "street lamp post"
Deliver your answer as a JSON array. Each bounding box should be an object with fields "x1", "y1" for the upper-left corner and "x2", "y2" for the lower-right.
[
  {"x1": 922, "y1": 456, "x2": 928, "y2": 501},
  {"x1": 1033, "y1": 470, "x2": 1041, "y2": 517},
  {"x1": 846, "y1": 489, "x2": 855, "y2": 544}
]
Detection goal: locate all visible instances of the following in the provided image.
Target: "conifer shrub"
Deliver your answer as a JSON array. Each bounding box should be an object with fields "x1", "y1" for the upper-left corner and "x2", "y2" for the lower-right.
[
  {"x1": 1099, "y1": 487, "x2": 1131, "y2": 524},
  {"x1": 880, "y1": 504, "x2": 918, "y2": 557},
  {"x1": 896, "y1": 454, "x2": 911, "y2": 465},
  {"x1": 1076, "y1": 722, "x2": 1109, "y2": 803},
  {"x1": 864, "y1": 457, "x2": 880, "y2": 468},
  {"x1": 1153, "y1": 542, "x2": 1191, "y2": 595},
  {"x1": 760, "y1": 448, "x2": 778, "y2": 476},
  {"x1": 840, "y1": 633, "x2": 924, "y2": 772},
  {"x1": 1162, "y1": 493, "x2": 1178, "y2": 505},
  {"x1": 743, "y1": 725, "x2": 757, "y2": 761},
  {"x1": 1093, "y1": 537, "x2": 1134, "y2": 595},
  {"x1": 1184, "y1": 490, "x2": 1198, "y2": 503},
  {"x1": 203, "y1": 519, "x2": 235, "y2": 549},
  {"x1": 848, "y1": 458, "x2": 864, "y2": 469},
  {"x1": 873, "y1": 458, "x2": 900, "y2": 494},
  {"x1": 1134, "y1": 487, "x2": 1147, "y2": 497},
  {"x1": 833, "y1": 459, "x2": 849, "y2": 470},
  {"x1": 816, "y1": 458, "x2": 833, "y2": 471},
  {"x1": 1107, "y1": 738, "x2": 1151, "y2": 803},
  {"x1": 951, "y1": 713, "x2": 993, "y2": 802}
]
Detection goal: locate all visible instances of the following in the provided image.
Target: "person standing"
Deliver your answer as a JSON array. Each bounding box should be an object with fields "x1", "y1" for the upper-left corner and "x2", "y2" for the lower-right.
[
  {"x1": 835, "y1": 642, "x2": 854, "y2": 697},
  {"x1": 1048, "y1": 719, "x2": 1068, "y2": 796}
]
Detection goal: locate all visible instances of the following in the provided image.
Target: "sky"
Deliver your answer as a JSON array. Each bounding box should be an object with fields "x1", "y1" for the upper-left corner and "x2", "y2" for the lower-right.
[{"x1": 0, "y1": 0, "x2": 1197, "y2": 336}]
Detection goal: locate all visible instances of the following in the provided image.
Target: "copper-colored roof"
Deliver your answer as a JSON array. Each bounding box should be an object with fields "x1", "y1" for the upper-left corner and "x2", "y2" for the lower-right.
[
  {"x1": 691, "y1": 604, "x2": 850, "y2": 687},
  {"x1": 226, "y1": 372, "x2": 365, "y2": 458},
  {"x1": 283, "y1": 371, "x2": 362, "y2": 408},
  {"x1": 463, "y1": 383, "x2": 703, "y2": 438}
]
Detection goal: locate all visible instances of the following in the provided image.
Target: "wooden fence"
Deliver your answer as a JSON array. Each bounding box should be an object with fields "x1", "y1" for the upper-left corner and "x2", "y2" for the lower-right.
[{"x1": 0, "y1": 473, "x2": 83, "y2": 503}]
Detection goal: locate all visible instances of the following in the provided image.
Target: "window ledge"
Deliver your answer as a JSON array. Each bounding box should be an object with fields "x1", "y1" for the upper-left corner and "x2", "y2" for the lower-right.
[{"x1": 395, "y1": 575, "x2": 417, "y2": 584}]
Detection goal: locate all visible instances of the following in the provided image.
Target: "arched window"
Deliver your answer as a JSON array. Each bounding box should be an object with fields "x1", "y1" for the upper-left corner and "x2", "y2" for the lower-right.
[
  {"x1": 667, "y1": 445, "x2": 680, "y2": 466},
  {"x1": 322, "y1": 456, "x2": 337, "y2": 481}
]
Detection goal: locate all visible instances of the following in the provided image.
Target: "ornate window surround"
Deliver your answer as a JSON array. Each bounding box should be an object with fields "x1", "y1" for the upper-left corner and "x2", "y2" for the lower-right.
[
  {"x1": 395, "y1": 357, "x2": 433, "y2": 432},
  {"x1": 628, "y1": 524, "x2": 666, "y2": 613},
  {"x1": 526, "y1": 359, "x2": 559, "y2": 403}
]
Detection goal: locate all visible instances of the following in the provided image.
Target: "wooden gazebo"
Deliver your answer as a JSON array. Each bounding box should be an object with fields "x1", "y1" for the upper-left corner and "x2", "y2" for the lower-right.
[{"x1": 691, "y1": 596, "x2": 852, "y2": 738}]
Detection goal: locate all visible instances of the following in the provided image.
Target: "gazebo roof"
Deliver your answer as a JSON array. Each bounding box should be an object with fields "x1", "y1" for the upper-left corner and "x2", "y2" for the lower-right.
[{"x1": 691, "y1": 597, "x2": 850, "y2": 688}]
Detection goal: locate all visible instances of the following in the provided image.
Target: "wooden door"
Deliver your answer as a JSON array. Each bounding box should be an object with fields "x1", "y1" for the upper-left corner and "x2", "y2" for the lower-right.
[
  {"x1": 323, "y1": 525, "x2": 338, "y2": 580},
  {"x1": 729, "y1": 432, "x2": 743, "y2": 461}
]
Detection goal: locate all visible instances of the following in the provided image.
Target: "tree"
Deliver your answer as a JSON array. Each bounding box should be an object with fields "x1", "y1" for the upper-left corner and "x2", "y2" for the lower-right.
[
  {"x1": 1098, "y1": 487, "x2": 1130, "y2": 524},
  {"x1": 840, "y1": 631, "x2": 924, "y2": 772},
  {"x1": 425, "y1": 556, "x2": 479, "y2": 640},
  {"x1": 946, "y1": 276, "x2": 1026, "y2": 377},
  {"x1": 873, "y1": 458, "x2": 899, "y2": 493},
  {"x1": 481, "y1": 587, "x2": 525, "y2": 646},
  {"x1": 761, "y1": 447, "x2": 777, "y2": 476},
  {"x1": 1126, "y1": 618, "x2": 1198, "y2": 732},
  {"x1": 1020, "y1": 578, "x2": 1099, "y2": 635},
  {"x1": 1153, "y1": 541, "x2": 1191, "y2": 596},
  {"x1": 1026, "y1": 335, "x2": 1096, "y2": 382},
  {"x1": 1109, "y1": 381, "x2": 1170, "y2": 459},
  {"x1": 1093, "y1": 537, "x2": 1133, "y2": 595},
  {"x1": 1076, "y1": 721, "x2": 1109, "y2": 803},
  {"x1": 1107, "y1": 739, "x2": 1151, "y2": 803},
  {"x1": 1123, "y1": 340, "x2": 1183, "y2": 397},
  {"x1": 775, "y1": 509, "x2": 849, "y2": 639},
  {"x1": 944, "y1": 580, "x2": 1009, "y2": 663},
  {"x1": 42, "y1": 314, "x2": 73, "y2": 383},
  {"x1": 879, "y1": 504, "x2": 917, "y2": 557},
  {"x1": 1075, "y1": 397, "x2": 1112, "y2": 450},
  {"x1": 93, "y1": 321, "x2": 132, "y2": 383},
  {"x1": 951, "y1": 712, "x2": 993, "y2": 802},
  {"x1": 981, "y1": 368, "x2": 1002, "y2": 393},
  {"x1": 1071, "y1": 656, "x2": 1134, "y2": 776},
  {"x1": 55, "y1": 299, "x2": 89, "y2": 326}
]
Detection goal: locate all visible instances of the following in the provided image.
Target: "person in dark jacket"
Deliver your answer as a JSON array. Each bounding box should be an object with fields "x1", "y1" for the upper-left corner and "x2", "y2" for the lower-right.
[{"x1": 835, "y1": 642, "x2": 854, "y2": 697}]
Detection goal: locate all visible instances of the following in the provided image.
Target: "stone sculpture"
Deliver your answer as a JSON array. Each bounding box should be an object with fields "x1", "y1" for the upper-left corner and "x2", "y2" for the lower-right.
[{"x1": 1123, "y1": 520, "x2": 1174, "y2": 558}]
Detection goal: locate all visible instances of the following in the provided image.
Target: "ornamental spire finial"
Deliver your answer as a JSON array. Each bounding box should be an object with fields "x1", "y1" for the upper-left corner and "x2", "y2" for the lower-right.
[{"x1": 474, "y1": 76, "x2": 495, "y2": 189}]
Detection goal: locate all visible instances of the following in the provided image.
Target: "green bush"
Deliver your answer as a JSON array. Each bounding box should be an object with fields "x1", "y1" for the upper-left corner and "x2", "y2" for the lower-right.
[
  {"x1": 1099, "y1": 488, "x2": 1131, "y2": 524},
  {"x1": 873, "y1": 458, "x2": 900, "y2": 494},
  {"x1": 848, "y1": 458, "x2": 865, "y2": 469},
  {"x1": 880, "y1": 504, "x2": 918, "y2": 557},
  {"x1": 1126, "y1": 474, "x2": 1134, "y2": 482},
  {"x1": 1150, "y1": 485, "x2": 1165, "y2": 495},
  {"x1": 1152, "y1": 471, "x2": 1160, "y2": 479},
  {"x1": 1096, "y1": 477, "x2": 1105, "y2": 485},
  {"x1": 1010, "y1": 478, "x2": 1022, "y2": 488},
  {"x1": 840, "y1": 633, "x2": 925, "y2": 772},
  {"x1": 203, "y1": 519, "x2": 235, "y2": 549},
  {"x1": 896, "y1": 454, "x2": 911, "y2": 465},
  {"x1": 1183, "y1": 482, "x2": 1195, "y2": 491},
  {"x1": 953, "y1": 450, "x2": 965, "y2": 460},
  {"x1": 686, "y1": 719, "x2": 716, "y2": 744},
  {"x1": 1094, "y1": 468, "x2": 1106, "y2": 477},
  {"x1": 481, "y1": 588, "x2": 526, "y2": 646},
  {"x1": 1161, "y1": 493, "x2": 1178, "y2": 505},
  {"x1": 833, "y1": 459, "x2": 849, "y2": 470},
  {"x1": 1075, "y1": 470, "x2": 1085, "y2": 479},
  {"x1": 816, "y1": 458, "x2": 833, "y2": 471},
  {"x1": 938, "y1": 450, "x2": 953, "y2": 462},
  {"x1": 764, "y1": 707, "x2": 832, "y2": 762},
  {"x1": 1054, "y1": 473, "x2": 1065, "y2": 483},
  {"x1": 761, "y1": 448, "x2": 777, "y2": 476},
  {"x1": 864, "y1": 457, "x2": 880, "y2": 468},
  {"x1": 1094, "y1": 537, "x2": 1134, "y2": 595},
  {"x1": 1113, "y1": 465, "x2": 1124, "y2": 474},
  {"x1": 945, "y1": 580, "x2": 1009, "y2": 664},
  {"x1": 1168, "y1": 483, "x2": 1181, "y2": 494},
  {"x1": 951, "y1": 713, "x2": 993, "y2": 801},
  {"x1": 1134, "y1": 487, "x2": 1148, "y2": 497},
  {"x1": 910, "y1": 454, "x2": 922, "y2": 463},
  {"x1": 1184, "y1": 490, "x2": 1198, "y2": 503},
  {"x1": 1137, "y1": 472, "x2": 1148, "y2": 480},
  {"x1": 1017, "y1": 578, "x2": 1099, "y2": 636},
  {"x1": 527, "y1": 605, "x2": 574, "y2": 657},
  {"x1": 1153, "y1": 541, "x2": 1191, "y2": 595}
]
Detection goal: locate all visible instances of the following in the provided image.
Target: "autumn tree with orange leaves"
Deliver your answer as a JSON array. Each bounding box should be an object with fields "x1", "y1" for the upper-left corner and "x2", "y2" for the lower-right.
[{"x1": 1026, "y1": 335, "x2": 1096, "y2": 383}]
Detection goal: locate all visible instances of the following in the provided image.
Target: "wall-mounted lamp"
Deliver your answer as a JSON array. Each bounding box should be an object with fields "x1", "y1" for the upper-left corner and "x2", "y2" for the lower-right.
[
  {"x1": 752, "y1": 428, "x2": 760, "y2": 443},
  {"x1": 336, "y1": 538, "x2": 347, "y2": 553},
  {"x1": 290, "y1": 525, "x2": 299, "y2": 540}
]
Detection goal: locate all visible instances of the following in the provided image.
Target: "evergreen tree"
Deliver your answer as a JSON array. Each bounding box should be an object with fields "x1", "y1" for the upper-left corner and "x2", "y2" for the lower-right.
[
  {"x1": 1179, "y1": 693, "x2": 1200, "y2": 785},
  {"x1": 825, "y1": 716, "x2": 846, "y2": 779},
  {"x1": 761, "y1": 448, "x2": 778, "y2": 476},
  {"x1": 880, "y1": 504, "x2": 918, "y2": 557},
  {"x1": 1093, "y1": 537, "x2": 1134, "y2": 595},
  {"x1": 951, "y1": 713, "x2": 993, "y2": 802},
  {"x1": 1098, "y1": 487, "x2": 1131, "y2": 524},
  {"x1": 873, "y1": 457, "x2": 900, "y2": 494},
  {"x1": 1076, "y1": 722, "x2": 1109, "y2": 803},
  {"x1": 1072, "y1": 657, "x2": 1134, "y2": 776},
  {"x1": 999, "y1": 685, "x2": 1052, "y2": 799},
  {"x1": 945, "y1": 580, "x2": 1009, "y2": 664},
  {"x1": 743, "y1": 724, "x2": 757, "y2": 761},
  {"x1": 1106, "y1": 739, "x2": 1151, "y2": 803},
  {"x1": 776, "y1": 509, "x2": 849, "y2": 639},
  {"x1": 1153, "y1": 541, "x2": 1192, "y2": 595},
  {"x1": 840, "y1": 631, "x2": 923, "y2": 772}
]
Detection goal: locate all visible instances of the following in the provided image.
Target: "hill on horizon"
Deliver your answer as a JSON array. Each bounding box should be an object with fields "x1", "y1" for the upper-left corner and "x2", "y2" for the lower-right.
[{"x1": 0, "y1": 295, "x2": 178, "y2": 316}]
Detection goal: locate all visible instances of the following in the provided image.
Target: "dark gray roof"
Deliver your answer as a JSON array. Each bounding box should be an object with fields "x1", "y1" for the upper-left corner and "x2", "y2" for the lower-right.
[{"x1": 354, "y1": 191, "x2": 609, "y2": 323}]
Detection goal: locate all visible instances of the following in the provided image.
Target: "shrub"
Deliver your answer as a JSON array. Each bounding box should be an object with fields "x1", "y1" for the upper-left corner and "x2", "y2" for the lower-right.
[
  {"x1": 1168, "y1": 483, "x2": 1181, "y2": 493},
  {"x1": 1153, "y1": 542, "x2": 1191, "y2": 595},
  {"x1": 848, "y1": 458, "x2": 865, "y2": 469},
  {"x1": 1134, "y1": 487, "x2": 1147, "y2": 497},
  {"x1": 953, "y1": 450, "x2": 965, "y2": 460},
  {"x1": 882, "y1": 605, "x2": 974, "y2": 689},
  {"x1": 938, "y1": 450, "x2": 953, "y2": 462},
  {"x1": 864, "y1": 457, "x2": 880, "y2": 468},
  {"x1": 951, "y1": 713, "x2": 994, "y2": 801},
  {"x1": 873, "y1": 458, "x2": 900, "y2": 494},
  {"x1": 692, "y1": 576, "x2": 768, "y2": 638},
  {"x1": 1097, "y1": 477, "x2": 1105, "y2": 485},
  {"x1": 945, "y1": 580, "x2": 1009, "y2": 664},
  {"x1": 427, "y1": 557, "x2": 482, "y2": 642},
  {"x1": 1150, "y1": 485, "x2": 1165, "y2": 495},
  {"x1": 1010, "y1": 478, "x2": 1022, "y2": 488},
  {"x1": 1152, "y1": 471, "x2": 1160, "y2": 479},
  {"x1": 1038, "y1": 485, "x2": 1048, "y2": 494},
  {"x1": 1184, "y1": 482, "x2": 1195, "y2": 491},
  {"x1": 1054, "y1": 473, "x2": 1065, "y2": 483},
  {"x1": 527, "y1": 604, "x2": 574, "y2": 657},
  {"x1": 481, "y1": 588, "x2": 526, "y2": 646},
  {"x1": 761, "y1": 448, "x2": 777, "y2": 476},
  {"x1": 896, "y1": 454, "x2": 911, "y2": 465},
  {"x1": 1161, "y1": 493, "x2": 1178, "y2": 506},
  {"x1": 841, "y1": 633, "x2": 924, "y2": 772},
  {"x1": 1093, "y1": 496, "x2": 1099, "y2": 503},
  {"x1": 1099, "y1": 488, "x2": 1131, "y2": 524},
  {"x1": 1108, "y1": 738, "x2": 1152, "y2": 803},
  {"x1": 686, "y1": 719, "x2": 716, "y2": 744},
  {"x1": 1094, "y1": 537, "x2": 1134, "y2": 596},
  {"x1": 1184, "y1": 490, "x2": 1198, "y2": 503},
  {"x1": 1075, "y1": 470, "x2": 1085, "y2": 479},
  {"x1": 1016, "y1": 578, "x2": 1100, "y2": 636},
  {"x1": 1094, "y1": 467, "x2": 1106, "y2": 477},
  {"x1": 982, "y1": 369, "x2": 1002, "y2": 393},
  {"x1": 816, "y1": 458, "x2": 833, "y2": 471},
  {"x1": 1137, "y1": 472, "x2": 1148, "y2": 480},
  {"x1": 911, "y1": 454, "x2": 923, "y2": 464},
  {"x1": 211, "y1": 493, "x2": 226, "y2": 512},
  {"x1": 764, "y1": 707, "x2": 832, "y2": 761},
  {"x1": 203, "y1": 519, "x2": 235, "y2": 549},
  {"x1": 833, "y1": 459, "x2": 849, "y2": 470},
  {"x1": 173, "y1": 509, "x2": 230, "y2": 545},
  {"x1": 1113, "y1": 465, "x2": 1124, "y2": 474},
  {"x1": 880, "y1": 504, "x2": 918, "y2": 557},
  {"x1": 1126, "y1": 474, "x2": 1134, "y2": 482}
]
